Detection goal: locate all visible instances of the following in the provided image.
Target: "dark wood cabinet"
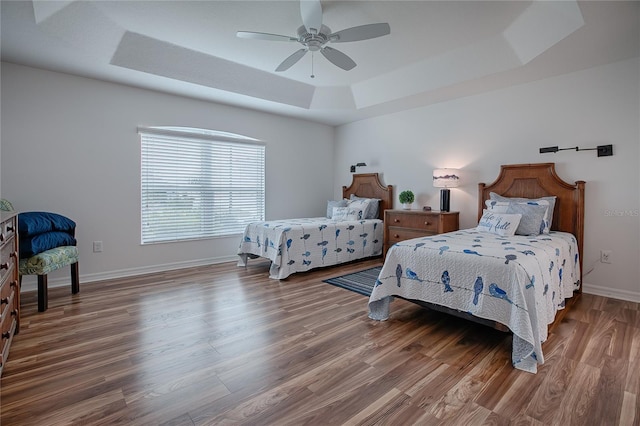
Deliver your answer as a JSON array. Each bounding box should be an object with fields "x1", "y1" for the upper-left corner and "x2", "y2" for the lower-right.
[{"x1": 0, "y1": 211, "x2": 19, "y2": 376}]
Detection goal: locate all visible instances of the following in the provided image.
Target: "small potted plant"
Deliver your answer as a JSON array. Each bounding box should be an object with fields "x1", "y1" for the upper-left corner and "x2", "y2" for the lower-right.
[{"x1": 399, "y1": 190, "x2": 415, "y2": 210}]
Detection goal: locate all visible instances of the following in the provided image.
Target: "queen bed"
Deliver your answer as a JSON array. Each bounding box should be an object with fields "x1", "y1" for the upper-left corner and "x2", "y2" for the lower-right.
[
  {"x1": 238, "y1": 173, "x2": 393, "y2": 279},
  {"x1": 369, "y1": 163, "x2": 585, "y2": 373}
]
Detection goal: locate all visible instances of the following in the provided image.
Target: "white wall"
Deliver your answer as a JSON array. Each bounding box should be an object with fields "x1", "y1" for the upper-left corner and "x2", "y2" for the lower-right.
[
  {"x1": 3, "y1": 59, "x2": 638, "y2": 302},
  {"x1": 1, "y1": 62, "x2": 335, "y2": 290},
  {"x1": 335, "y1": 57, "x2": 640, "y2": 302}
]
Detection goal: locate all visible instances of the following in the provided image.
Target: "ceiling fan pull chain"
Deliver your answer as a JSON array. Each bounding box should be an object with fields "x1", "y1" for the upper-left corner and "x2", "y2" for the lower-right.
[{"x1": 311, "y1": 52, "x2": 315, "y2": 78}]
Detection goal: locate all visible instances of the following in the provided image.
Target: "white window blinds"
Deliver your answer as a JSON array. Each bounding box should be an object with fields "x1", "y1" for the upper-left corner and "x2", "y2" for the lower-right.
[{"x1": 139, "y1": 127, "x2": 265, "y2": 244}]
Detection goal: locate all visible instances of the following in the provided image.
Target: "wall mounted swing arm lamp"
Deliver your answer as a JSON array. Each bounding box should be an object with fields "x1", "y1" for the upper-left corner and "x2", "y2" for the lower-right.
[
  {"x1": 350, "y1": 162, "x2": 367, "y2": 172},
  {"x1": 539, "y1": 144, "x2": 613, "y2": 157}
]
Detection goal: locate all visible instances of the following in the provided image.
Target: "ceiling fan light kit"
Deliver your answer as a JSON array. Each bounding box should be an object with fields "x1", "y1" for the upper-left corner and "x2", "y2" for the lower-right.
[{"x1": 237, "y1": 0, "x2": 390, "y2": 76}]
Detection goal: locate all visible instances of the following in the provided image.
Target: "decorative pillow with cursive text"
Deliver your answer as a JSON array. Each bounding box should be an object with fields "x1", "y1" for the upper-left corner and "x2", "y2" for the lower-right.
[{"x1": 476, "y1": 210, "x2": 522, "y2": 237}]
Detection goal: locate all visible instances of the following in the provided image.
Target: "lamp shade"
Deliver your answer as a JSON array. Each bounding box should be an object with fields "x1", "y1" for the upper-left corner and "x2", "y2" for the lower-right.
[{"x1": 433, "y1": 169, "x2": 460, "y2": 188}]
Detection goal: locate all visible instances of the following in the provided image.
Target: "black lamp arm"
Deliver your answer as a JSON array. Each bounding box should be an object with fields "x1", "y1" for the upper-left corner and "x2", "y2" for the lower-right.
[{"x1": 539, "y1": 144, "x2": 613, "y2": 157}]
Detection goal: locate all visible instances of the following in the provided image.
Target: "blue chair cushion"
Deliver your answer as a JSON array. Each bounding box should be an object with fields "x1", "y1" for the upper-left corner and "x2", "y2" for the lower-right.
[
  {"x1": 20, "y1": 232, "x2": 77, "y2": 257},
  {"x1": 18, "y1": 212, "x2": 76, "y2": 237}
]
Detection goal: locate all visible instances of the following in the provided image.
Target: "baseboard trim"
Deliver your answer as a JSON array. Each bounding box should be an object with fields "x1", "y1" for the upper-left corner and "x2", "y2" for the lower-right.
[
  {"x1": 20, "y1": 255, "x2": 239, "y2": 293},
  {"x1": 582, "y1": 281, "x2": 640, "y2": 303}
]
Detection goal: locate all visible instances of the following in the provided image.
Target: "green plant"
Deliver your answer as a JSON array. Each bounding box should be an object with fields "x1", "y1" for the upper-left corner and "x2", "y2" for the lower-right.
[{"x1": 399, "y1": 190, "x2": 415, "y2": 204}]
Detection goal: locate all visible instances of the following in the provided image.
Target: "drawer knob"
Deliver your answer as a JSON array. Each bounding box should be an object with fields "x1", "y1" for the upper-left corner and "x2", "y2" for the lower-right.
[
  {"x1": 0, "y1": 263, "x2": 8, "y2": 270},
  {"x1": 0, "y1": 233, "x2": 4, "y2": 242},
  {"x1": 425, "y1": 221, "x2": 431, "y2": 225},
  {"x1": 6, "y1": 226, "x2": 14, "y2": 232},
  {"x1": 394, "y1": 218, "x2": 400, "y2": 223},
  {"x1": 10, "y1": 280, "x2": 17, "y2": 288},
  {"x1": 0, "y1": 297, "x2": 8, "y2": 305},
  {"x1": 394, "y1": 234, "x2": 399, "y2": 238},
  {"x1": 1, "y1": 331, "x2": 10, "y2": 339}
]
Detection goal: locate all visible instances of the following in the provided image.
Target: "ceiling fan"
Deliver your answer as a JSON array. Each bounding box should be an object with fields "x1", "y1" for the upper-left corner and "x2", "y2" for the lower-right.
[{"x1": 237, "y1": 0, "x2": 390, "y2": 76}]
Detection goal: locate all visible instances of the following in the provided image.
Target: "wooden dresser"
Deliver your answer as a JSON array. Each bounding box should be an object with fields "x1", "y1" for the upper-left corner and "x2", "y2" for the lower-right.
[
  {"x1": 0, "y1": 211, "x2": 19, "y2": 376},
  {"x1": 384, "y1": 209, "x2": 459, "y2": 256}
]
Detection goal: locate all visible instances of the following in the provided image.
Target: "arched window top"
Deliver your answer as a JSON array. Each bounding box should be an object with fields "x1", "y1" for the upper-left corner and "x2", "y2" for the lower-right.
[{"x1": 138, "y1": 126, "x2": 262, "y2": 144}]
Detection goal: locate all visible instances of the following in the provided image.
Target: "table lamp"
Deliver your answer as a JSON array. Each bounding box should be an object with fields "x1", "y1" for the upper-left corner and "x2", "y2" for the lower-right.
[{"x1": 433, "y1": 169, "x2": 460, "y2": 212}]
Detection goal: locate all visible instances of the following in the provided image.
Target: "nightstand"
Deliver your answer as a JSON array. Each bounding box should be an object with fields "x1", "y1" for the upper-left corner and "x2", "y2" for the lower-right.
[{"x1": 383, "y1": 210, "x2": 459, "y2": 257}]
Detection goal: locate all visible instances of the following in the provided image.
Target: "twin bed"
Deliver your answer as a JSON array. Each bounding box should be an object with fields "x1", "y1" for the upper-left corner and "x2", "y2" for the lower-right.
[
  {"x1": 238, "y1": 163, "x2": 584, "y2": 373},
  {"x1": 237, "y1": 173, "x2": 393, "y2": 279},
  {"x1": 369, "y1": 163, "x2": 585, "y2": 373}
]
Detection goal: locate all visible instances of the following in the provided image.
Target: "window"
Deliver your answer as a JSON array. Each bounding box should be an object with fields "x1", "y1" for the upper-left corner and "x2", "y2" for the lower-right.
[{"x1": 139, "y1": 126, "x2": 265, "y2": 244}]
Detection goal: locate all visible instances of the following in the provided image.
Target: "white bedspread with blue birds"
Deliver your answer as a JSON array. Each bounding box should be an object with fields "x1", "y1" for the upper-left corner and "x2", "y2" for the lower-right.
[
  {"x1": 368, "y1": 229, "x2": 580, "y2": 373},
  {"x1": 238, "y1": 217, "x2": 383, "y2": 279}
]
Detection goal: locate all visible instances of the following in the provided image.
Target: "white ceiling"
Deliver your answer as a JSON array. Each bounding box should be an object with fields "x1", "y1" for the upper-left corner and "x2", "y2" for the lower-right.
[{"x1": 2, "y1": 1, "x2": 638, "y2": 126}]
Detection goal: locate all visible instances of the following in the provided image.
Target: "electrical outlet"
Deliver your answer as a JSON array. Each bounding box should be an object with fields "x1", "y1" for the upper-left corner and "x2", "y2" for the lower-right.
[
  {"x1": 600, "y1": 249, "x2": 612, "y2": 264},
  {"x1": 93, "y1": 241, "x2": 103, "y2": 253}
]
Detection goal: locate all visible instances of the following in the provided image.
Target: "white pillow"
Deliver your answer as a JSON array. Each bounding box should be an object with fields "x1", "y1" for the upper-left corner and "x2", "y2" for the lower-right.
[
  {"x1": 484, "y1": 199, "x2": 509, "y2": 213},
  {"x1": 326, "y1": 199, "x2": 348, "y2": 218},
  {"x1": 346, "y1": 199, "x2": 373, "y2": 219},
  {"x1": 350, "y1": 195, "x2": 381, "y2": 219},
  {"x1": 332, "y1": 206, "x2": 363, "y2": 221},
  {"x1": 485, "y1": 199, "x2": 551, "y2": 234},
  {"x1": 476, "y1": 210, "x2": 522, "y2": 236}
]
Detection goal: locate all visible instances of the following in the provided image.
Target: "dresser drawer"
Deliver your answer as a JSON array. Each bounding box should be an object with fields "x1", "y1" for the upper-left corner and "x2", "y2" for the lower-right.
[
  {"x1": 1, "y1": 272, "x2": 16, "y2": 304},
  {"x1": 1, "y1": 219, "x2": 16, "y2": 244},
  {"x1": 0, "y1": 240, "x2": 17, "y2": 283},
  {"x1": 0, "y1": 286, "x2": 15, "y2": 324},
  {"x1": 386, "y1": 212, "x2": 439, "y2": 232},
  {"x1": 1, "y1": 271, "x2": 17, "y2": 334},
  {"x1": 0, "y1": 314, "x2": 17, "y2": 373},
  {"x1": 387, "y1": 227, "x2": 435, "y2": 244}
]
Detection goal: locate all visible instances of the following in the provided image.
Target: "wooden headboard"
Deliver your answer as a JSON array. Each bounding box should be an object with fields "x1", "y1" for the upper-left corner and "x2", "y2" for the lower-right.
[
  {"x1": 342, "y1": 173, "x2": 393, "y2": 220},
  {"x1": 478, "y1": 163, "x2": 585, "y2": 278}
]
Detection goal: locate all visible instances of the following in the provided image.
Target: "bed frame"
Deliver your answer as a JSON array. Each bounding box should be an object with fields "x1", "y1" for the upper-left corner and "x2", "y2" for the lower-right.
[
  {"x1": 415, "y1": 163, "x2": 585, "y2": 332},
  {"x1": 478, "y1": 163, "x2": 585, "y2": 282},
  {"x1": 342, "y1": 173, "x2": 393, "y2": 220},
  {"x1": 477, "y1": 163, "x2": 585, "y2": 331}
]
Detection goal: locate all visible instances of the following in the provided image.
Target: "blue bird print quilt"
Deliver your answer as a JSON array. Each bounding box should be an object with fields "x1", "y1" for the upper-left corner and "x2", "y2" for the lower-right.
[
  {"x1": 238, "y1": 217, "x2": 383, "y2": 279},
  {"x1": 368, "y1": 229, "x2": 580, "y2": 373}
]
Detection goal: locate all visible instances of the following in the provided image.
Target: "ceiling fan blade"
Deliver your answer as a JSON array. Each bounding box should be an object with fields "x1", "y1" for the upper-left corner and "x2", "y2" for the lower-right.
[
  {"x1": 320, "y1": 46, "x2": 356, "y2": 71},
  {"x1": 237, "y1": 31, "x2": 297, "y2": 42},
  {"x1": 276, "y1": 49, "x2": 308, "y2": 72},
  {"x1": 329, "y1": 23, "x2": 391, "y2": 43},
  {"x1": 300, "y1": 0, "x2": 323, "y2": 34}
]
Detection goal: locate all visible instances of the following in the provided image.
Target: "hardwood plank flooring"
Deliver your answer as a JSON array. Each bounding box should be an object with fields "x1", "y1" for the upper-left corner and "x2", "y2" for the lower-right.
[{"x1": 1, "y1": 259, "x2": 638, "y2": 425}]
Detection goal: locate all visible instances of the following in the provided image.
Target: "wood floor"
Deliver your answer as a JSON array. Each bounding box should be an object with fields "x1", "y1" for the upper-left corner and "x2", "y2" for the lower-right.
[{"x1": 1, "y1": 259, "x2": 639, "y2": 425}]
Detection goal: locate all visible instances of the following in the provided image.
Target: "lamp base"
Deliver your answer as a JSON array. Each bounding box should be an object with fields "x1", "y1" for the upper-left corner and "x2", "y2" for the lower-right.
[{"x1": 440, "y1": 189, "x2": 451, "y2": 212}]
